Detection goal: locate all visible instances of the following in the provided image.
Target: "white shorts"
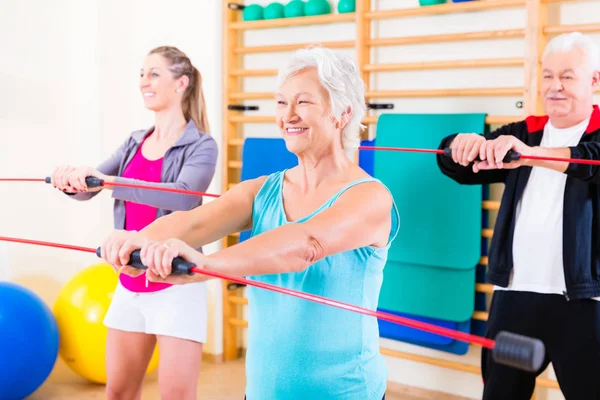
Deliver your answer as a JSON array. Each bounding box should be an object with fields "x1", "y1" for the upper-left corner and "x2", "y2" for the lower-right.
[{"x1": 103, "y1": 280, "x2": 207, "y2": 343}]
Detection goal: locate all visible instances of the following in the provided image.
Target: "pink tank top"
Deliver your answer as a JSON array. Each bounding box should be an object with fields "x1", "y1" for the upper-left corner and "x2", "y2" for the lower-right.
[{"x1": 120, "y1": 139, "x2": 172, "y2": 293}]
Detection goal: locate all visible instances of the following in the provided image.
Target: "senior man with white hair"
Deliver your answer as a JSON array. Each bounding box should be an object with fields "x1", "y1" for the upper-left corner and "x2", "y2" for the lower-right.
[{"x1": 437, "y1": 32, "x2": 600, "y2": 399}]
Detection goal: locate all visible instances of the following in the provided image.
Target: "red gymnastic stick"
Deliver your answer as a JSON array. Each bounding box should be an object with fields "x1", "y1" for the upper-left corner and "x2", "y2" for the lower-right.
[
  {"x1": 0, "y1": 234, "x2": 545, "y2": 373},
  {"x1": 0, "y1": 146, "x2": 598, "y2": 198}
]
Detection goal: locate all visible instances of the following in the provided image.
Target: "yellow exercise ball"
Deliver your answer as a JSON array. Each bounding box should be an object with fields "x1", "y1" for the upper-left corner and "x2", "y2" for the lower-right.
[{"x1": 53, "y1": 262, "x2": 159, "y2": 383}]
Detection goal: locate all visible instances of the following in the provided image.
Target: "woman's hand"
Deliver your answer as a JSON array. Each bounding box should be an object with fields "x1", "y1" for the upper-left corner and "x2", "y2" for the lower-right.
[
  {"x1": 141, "y1": 239, "x2": 209, "y2": 285},
  {"x1": 50, "y1": 165, "x2": 78, "y2": 193},
  {"x1": 67, "y1": 166, "x2": 114, "y2": 192},
  {"x1": 100, "y1": 230, "x2": 151, "y2": 277}
]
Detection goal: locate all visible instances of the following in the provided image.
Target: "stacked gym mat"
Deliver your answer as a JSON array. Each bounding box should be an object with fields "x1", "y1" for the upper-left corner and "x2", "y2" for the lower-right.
[
  {"x1": 373, "y1": 113, "x2": 486, "y2": 354},
  {"x1": 236, "y1": 114, "x2": 489, "y2": 354}
]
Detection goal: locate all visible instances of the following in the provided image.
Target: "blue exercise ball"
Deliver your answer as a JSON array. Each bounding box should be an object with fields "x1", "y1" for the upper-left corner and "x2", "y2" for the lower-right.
[{"x1": 0, "y1": 282, "x2": 59, "y2": 400}]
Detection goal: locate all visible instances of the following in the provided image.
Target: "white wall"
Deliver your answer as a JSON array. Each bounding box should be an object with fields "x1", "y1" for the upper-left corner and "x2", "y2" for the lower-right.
[
  {"x1": 0, "y1": 0, "x2": 224, "y2": 358},
  {"x1": 1, "y1": 0, "x2": 599, "y2": 398}
]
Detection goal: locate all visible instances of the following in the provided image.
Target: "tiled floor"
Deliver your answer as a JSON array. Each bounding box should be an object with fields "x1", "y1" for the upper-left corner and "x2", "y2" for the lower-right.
[{"x1": 31, "y1": 357, "x2": 472, "y2": 399}]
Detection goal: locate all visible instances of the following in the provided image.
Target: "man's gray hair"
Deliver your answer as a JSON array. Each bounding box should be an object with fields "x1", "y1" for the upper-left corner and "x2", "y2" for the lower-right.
[
  {"x1": 278, "y1": 46, "x2": 367, "y2": 158},
  {"x1": 543, "y1": 32, "x2": 600, "y2": 71}
]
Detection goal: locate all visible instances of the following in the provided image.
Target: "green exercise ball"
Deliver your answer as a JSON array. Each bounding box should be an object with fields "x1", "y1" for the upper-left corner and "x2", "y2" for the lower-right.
[
  {"x1": 304, "y1": 0, "x2": 331, "y2": 16},
  {"x1": 264, "y1": 2, "x2": 285, "y2": 19},
  {"x1": 284, "y1": 0, "x2": 305, "y2": 18},
  {"x1": 337, "y1": 0, "x2": 355, "y2": 13},
  {"x1": 243, "y1": 4, "x2": 264, "y2": 21}
]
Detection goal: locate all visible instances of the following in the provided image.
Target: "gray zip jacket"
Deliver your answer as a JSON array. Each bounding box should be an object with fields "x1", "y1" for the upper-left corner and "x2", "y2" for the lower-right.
[{"x1": 68, "y1": 120, "x2": 218, "y2": 230}]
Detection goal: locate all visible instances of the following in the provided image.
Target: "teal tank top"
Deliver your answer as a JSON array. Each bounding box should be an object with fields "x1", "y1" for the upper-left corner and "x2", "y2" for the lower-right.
[{"x1": 244, "y1": 170, "x2": 400, "y2": 400}]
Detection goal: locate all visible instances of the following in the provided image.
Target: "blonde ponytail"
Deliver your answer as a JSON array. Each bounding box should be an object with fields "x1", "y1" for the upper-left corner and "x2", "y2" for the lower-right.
[{"x1": 149, "y1": 46, "x2": 210, "y2": 133}]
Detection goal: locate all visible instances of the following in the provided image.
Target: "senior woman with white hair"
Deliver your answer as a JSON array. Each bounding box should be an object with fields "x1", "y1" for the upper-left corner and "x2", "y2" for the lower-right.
[{"x1": 100, "y1": 46, "x2": 399, "y2": 400}]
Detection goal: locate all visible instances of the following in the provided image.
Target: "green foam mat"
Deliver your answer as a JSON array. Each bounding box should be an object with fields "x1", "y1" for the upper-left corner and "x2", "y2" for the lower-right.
[
  {"x1": 374, "y1": 113, "x2": 485, "y2": 320},
  {"x1": 378, "y1": 260, "x2": 476, "y2": 321},
  {"x1": 374, "y1": 113, "x2": 484, "y2": 268}
]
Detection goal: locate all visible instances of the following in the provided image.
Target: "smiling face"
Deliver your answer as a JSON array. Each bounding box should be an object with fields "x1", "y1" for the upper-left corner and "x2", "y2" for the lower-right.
[
  {"x1": 541, "y1": 47, "x2": 599, "y2": 125},
  {"x1": 139, "y1": 53, "x2": 188, "y2": 112},
  {"x1": 275, "y1": 67, "x2": 344, "y2": 156}
]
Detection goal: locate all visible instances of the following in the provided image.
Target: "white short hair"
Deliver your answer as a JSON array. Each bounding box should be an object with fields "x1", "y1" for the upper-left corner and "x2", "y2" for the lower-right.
[
  {"x1": 277, "y1": 46, "x2": 367, "y2": 157},
  {"x1": 543, "y1": 32, "x2": 600, "y2": 71}
]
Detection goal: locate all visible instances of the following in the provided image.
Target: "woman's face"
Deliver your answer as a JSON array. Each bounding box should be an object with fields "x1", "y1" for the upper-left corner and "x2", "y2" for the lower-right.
[
  {"x1": 139, "y1": 54, "x2": 185, "y2": 112},
  {"x1": 276, "y1": 68, "x2": 340, "y2": 155}
]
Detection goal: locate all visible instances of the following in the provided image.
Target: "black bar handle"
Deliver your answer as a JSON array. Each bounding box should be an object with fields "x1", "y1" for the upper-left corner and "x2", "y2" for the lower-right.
[
  {"x1": 443, "y1": 148, "x2": 521, "y2": 163},
  {"x1": 228, "y1": 3, "x2": 245, "y2": 10},
  {"x1": 45, "y1": 176, "x2": 104, "y2": 188},
  {"x1": 366, "y1": 103, "x2": 394, "y2": 110},
  {"x1": 228, "y1": 105, "x2": 259, "y2": 111},
  {"x1": 94, "y1": 247, "x2": 195, "y2": 275}
]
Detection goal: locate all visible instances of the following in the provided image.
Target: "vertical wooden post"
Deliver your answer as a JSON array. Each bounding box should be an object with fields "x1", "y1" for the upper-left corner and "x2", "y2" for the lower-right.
[
  {"x1": 355, "y1": 0, "x2": 371, "y2": 165},
  {"x1": 523, "y1": 0, "x2": 548, "y2": 116},
  {"x1": 221, "y1": 0, "x2": 244, "y2": 362}
]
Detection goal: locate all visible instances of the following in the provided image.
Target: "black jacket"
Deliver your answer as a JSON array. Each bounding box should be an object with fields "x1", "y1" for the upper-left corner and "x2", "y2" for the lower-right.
[{"x1": 436, "y1": 105, "x2": 600, "y2": 300}]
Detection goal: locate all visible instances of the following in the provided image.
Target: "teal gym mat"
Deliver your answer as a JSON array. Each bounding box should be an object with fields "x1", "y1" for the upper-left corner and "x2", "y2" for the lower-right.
[
  {"x1": 374, "y1": 113, "x2": 485, "y2": 322},
  {"x1": 374, "y1": 113, "x2": 484, "y2": 268},
  {"x1": 378, "y1": 260, "x2": 476, "y2": 321}
]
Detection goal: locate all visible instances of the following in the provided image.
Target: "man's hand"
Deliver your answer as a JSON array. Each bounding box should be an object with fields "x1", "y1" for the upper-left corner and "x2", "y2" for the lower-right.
[
  {"x1": 473, "y1": 135, "x2": 531, "y2": 172},
  {"x1": 449, "y1": 133, "x2": 486, "y2": 166},
  {"x1": 141, "y1": 239, "x2": 210, "y2": 285}
]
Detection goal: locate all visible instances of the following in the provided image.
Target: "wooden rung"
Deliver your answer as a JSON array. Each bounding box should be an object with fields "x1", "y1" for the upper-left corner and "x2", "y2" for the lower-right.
[
  {"x1": 366, "y1": 87, "x2": 523, "y2": 98},
  {"x1": 537, "y1": 377, "x2": 560, "y2": 389},
  {"x1": 476, "y1": 283, "x2": 494, "y2": 294},
  {"x1": 480, "y1": 256, "x2": 489, "y2": 265},
  {"x1": 229, "y1": 232, "x2": 240, "y2": 238},
  {"x1": 366, "y1": 0, "x2": 525, "y2": 20},
  {"x1": 234, "y1": 40, "x2": 354, "y2": 54},
  {"x1": 230, "y1": 115, "x2": 520, "y2": 125},
  {"x1": 544, "y1": 23, "x2": 600, "y2": 34},
  {"x1": 486, "y1": 115, "x2": 523, "y2": 125},
  {"x1": 380, "y1": 347, "x2": 481, "y2": 373},
  {"x1": 228, "y1": 296, "x2": 248, "y2": 305},
  {"x1": 228, "y1": 160, "x2": 242, "y2": 168},
  {"x1": 368, "y1": 29, "x2": 524, "y2": 47},
  {"x1": 364, "y1": 115, "x2": 378, "y2": 124},
  {"x1": 233, "y1": 88, "x2": 522, "y2": 100},
  {"x1": 472, "y1": 311, "x2": 489, "y2": 321},
  {"x1": 229, "y1": 12, "x2": 355, "y2": 30},
  {"x1": 231, "y1": 69, "x2": 278, "y2": 77},
  {"x1": 363, "y1": 115, "x2": 521, "y2": 125},
  {"x1": 229, "y1": 318, "x2": 248, "y2": 327},
  {"x1": 230, "y1": 92, "x2": 272, "y2": 100},
  {"x1": 482, "y1": 200, "x2": 500, "y2": 210},
  {"x1": 228, "y1": 183, "x2": 236, "y2": 190},
  {"x1": 364, "y1": 58, "x2": 524, "y2": 72},
  {"x1": 380, "y1": 347, "x2": 559, "y2": 389},
  {"x1": 482, "y1": 229, "x2": 494, "y2": 238},
  {"x1": 230, "y1": 115, "x2": 275, "y2": 123},
  {"x1": 228, "y1": 138, "x2": 244, "y2": 146}
]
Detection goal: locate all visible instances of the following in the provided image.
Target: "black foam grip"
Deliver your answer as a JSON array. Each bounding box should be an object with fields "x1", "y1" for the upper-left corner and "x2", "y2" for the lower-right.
[
  {"x1": 44, "y1": 176, "x2": 104, "y2": 187},
  {"x1": 85, "y1": 176, "x2": 104, "y2": 187},
  {"x1": 492, "y1": 331, "x2": 545, "y2": 372},
  {"x1": 443, "y1": 148, "x2": 521, "y2": 163},
  {"x1": 94, "y1": 247, "x2": 195, "y2": 275}
]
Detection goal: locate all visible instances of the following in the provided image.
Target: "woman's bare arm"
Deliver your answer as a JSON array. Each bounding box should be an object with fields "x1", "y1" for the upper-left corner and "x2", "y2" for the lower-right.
[{"x1": 139, "y1": 176, "x2": 266, "y2": 248}]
